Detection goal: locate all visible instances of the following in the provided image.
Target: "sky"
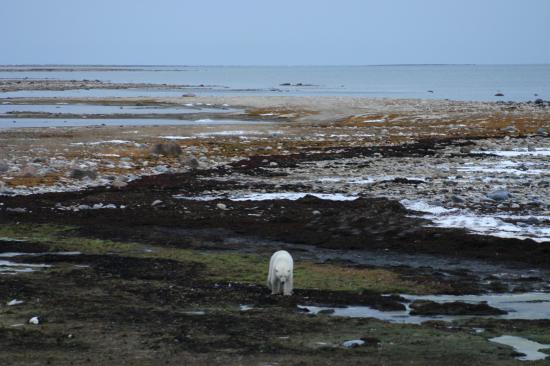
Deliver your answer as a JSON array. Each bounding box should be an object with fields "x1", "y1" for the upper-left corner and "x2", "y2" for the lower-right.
[{"x1": 1, "y1": 0, "x2": 549, "y2": 65}]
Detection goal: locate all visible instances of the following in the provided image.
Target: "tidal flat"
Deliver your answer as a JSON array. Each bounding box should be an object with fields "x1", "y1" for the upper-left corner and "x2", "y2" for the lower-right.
[{"x1": 1, "y1": 88, "x2": 550, "y2": 365}]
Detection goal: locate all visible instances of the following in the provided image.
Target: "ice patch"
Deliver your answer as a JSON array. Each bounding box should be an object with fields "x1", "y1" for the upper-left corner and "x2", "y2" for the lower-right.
[
  {"x1": 174, "y1": 192, "x2": 359, "y2": 202},
  {"x1": 70, "y1": 140, "x2": 133, "y2": 146},
  {"x1": 400, "y1": 200, "x2": 550, "y2": 243},
  {"x1": 160, "y1": 135, "x2": 194, "y2": 140},
  {"x1": 7, "y1": 299, "x2": 24, "y2": 306},
  {"x1": 473, "y1": 149, "x2": 550, "y2": 157},
  {"x1": 490, "y1": 336, "x2": 550, "y2": 361}
]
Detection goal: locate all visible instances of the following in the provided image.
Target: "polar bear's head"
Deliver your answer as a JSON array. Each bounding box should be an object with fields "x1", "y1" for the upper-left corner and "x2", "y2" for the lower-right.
[{"x1": 274, "y1": 262, "x2": 292, "y2": 284}]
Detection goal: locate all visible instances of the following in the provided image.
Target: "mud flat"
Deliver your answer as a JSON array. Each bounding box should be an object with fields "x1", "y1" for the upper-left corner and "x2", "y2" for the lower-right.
[{"x1": 0, "y1": 92, "x2": 550, "y2": 365}]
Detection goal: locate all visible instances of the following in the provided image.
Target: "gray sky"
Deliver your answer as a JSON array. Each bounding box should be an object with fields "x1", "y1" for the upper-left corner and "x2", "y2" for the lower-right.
[{"x1": 2, "y1": 0, "x2": 549, "y2": 65}]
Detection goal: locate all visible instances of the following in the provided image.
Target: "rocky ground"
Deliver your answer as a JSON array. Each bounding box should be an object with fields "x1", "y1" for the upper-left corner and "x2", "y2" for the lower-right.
[{"x1": 1, "y1": 92, "x2": 550, "y2": 365}]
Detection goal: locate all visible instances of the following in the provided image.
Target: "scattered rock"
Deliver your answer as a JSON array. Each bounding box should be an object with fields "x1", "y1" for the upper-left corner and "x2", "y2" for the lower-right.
[
  {"x1": 150, "y1": 142, "x2": 182, "y2": 157},
  {"x1": 500, "y1": 125, "x2": 517, "y2": 133},
  {"x1": 6, "y1": 207, "x2": 27, "y2": 213},
  {"x1": 111, "y1": 178, "x2": 128, "y2": 189},
  {"x1": 70, "y1": 168, "x2": 97, "y2": 180},
  {"x1": 0, "y1": 160, "x2": 9, "y2": 173},
  {"x1": 181, "y1": 154, "x2": 200, "y2": 169},
  {"x1": 19, "y1": 165, "x2": 39, "y2": 177},
  {"x1": 487, "y1": 189, "x2": 511, "y2": 201},
  {"x1": 409, "y1": 300, "x2": 507, "y2": 316},
  {"x1": 216, "y1": 203, "x2": 228, "y2": 210},
  {"x1": 342, "y1": 339, "x2": 365, "y2": 348}
]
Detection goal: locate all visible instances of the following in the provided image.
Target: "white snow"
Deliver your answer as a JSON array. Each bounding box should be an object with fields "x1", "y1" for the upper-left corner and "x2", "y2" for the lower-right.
[
  {"x1": 28, "y1": 317, "x2": 40, "y2": 325},
  {"x1": 400, "y1": 199, "x2": 550, "y2": 243},
  {"x1": 174, "y1": 192, "x2": 359, "y2": 202},
  {"x1": 472, "y1": 149, "x2": 550, "y2": 157},
  {"x1": 160, "y1": 135, "x2": 194, "y2": 140},
  {"x1": 7, "y1": 299, "x2": 24, "y2": 306}
]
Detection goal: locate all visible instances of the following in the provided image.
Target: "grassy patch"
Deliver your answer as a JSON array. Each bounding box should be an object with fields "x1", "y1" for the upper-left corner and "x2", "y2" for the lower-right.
[{"x1": 0, "y1": 223, "x2": 438, "y2": 294}]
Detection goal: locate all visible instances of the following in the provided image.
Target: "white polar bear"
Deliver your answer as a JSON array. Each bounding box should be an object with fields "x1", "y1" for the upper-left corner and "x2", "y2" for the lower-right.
[{"x1": 267, "y1": 250, "x2": 294, "y2": 296}]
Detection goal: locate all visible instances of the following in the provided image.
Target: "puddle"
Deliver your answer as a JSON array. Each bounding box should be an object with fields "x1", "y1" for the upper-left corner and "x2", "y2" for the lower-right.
[
  {"x1": 0, "y1": 118, "x2": 271, "y2": 128},
  {"x1": 300, "y1": 292, "x2": 550, "y2": 324},
  {"x1": 174, "y1": 192, "x2": 359, "y2": 202},
  {"x1": 0, "y1": 104, "x2": 241, "y2": 115},
  {"x1": 490, "y1": 335, "x2": 550, "y2": 361},
  {"x1": 0, "y1": 259, "x2": 51, "y2": 274},
  {"x1": 0, "y1": 252, "x2": 81, "y2": 275}
]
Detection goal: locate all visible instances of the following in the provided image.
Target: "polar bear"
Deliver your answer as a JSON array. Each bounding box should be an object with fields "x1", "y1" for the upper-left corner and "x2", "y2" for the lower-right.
[{"x1": 267, "y1": 250, "x2": 294, "y2": 296}]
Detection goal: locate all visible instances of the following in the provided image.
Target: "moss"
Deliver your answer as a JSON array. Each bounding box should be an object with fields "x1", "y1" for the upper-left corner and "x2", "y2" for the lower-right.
[{"x1": 0, "y1": 224, "x2": 444, "y2": 294}]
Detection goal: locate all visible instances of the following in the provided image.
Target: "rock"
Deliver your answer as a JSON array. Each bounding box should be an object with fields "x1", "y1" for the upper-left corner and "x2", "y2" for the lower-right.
[
  {"x1": 500, "y1": 125, "x2": 517, "y2": 133},
  {"x1": 534, "y1": 98, "x2": 544, "y2": 105},
  {"x1": 269, "y1": 162, "x2": 278, "y2": 167},
  {"x1": 0, "y1": 160, "x2": 9, "y2": 173},
  {"x1": 19, "y1": 165, "x2": 39, "y2": 177},
  {"x1": 181, "y1": 154, "x2": 199, "y2": 169},
  {"x1": 150, "y1": 142, "x2": 182, "y2": 157},
  {"x1": 318, "y1": 309, "x2": 335, "y2": 315},
  {"x1": 181, "y1": 93, "x2": 196, "y2": 97},
  {"x1": 342, "y1": 339, "x2": 365, "y2": 348},
  {"x1": 459, "y1": 146, "x2": 472, "y2": 154},
  {"x1": 70, "y1": 169, "x2": 97, "y2": 180},
  {"x1": 487, "y1": 189, "x2": 511, "y2": 201},
  {"x1": 151, "y1": 200, "x2": 163, "y2": 207},
  {"x1": 495, "y1": 92, "x2": 504, "y2": 97},
  {"x1": 536, "y1": 127, "x2": 548, "y2": 136},
  {"x1": 153, "y1": 165, "x2": 170, "y2": 174},
  {"x1": 6, "y1": 207, "x2": 27, "y2": 213},
  {"x1": 216, "y1": 203, "x2": 228, "y2": 210},
  {"x1": 409, "y1": 300, "x2": 507, "y2": 316},
  {"x1": 28, "y1": 316, "x2": 40, "y2": 325},
  {"x1": 111, "y1": 178, "x2": 128, "y2": 189}
]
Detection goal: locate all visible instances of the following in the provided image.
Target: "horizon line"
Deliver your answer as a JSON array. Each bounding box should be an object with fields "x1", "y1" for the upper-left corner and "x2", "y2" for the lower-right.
[{"x1": 1, "y1": 63, "x2": 550, "y2": 68}]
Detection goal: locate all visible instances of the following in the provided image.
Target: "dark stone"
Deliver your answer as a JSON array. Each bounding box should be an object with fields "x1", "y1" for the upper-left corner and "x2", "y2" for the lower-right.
[
  {"x1": 70, "y1": 169, "x2": 97, "y2": 180},
  {"x1": 150, "y1": 143, "x2": 183, "y2": 157},
  {"x1": 487, "y1": 189, "x2": 511, "y2": 201},
  {"x1": 409, "y1": 300, "x2": 507, "y2": 316}
]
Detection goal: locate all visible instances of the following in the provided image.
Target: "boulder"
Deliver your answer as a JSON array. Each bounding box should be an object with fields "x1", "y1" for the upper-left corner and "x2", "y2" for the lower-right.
[
  {"x1": 181, "y1": 154, "x2": 200, "y2": 169},
  {"x1": 70, "y1": 169, "x2": 97, "y2": 180},
  {"x1": 487, "y1": 189, "x2": 511, "y2": 201},
  {"x1": 150, "y1": 142, "x2": 182, "y2": 157}
]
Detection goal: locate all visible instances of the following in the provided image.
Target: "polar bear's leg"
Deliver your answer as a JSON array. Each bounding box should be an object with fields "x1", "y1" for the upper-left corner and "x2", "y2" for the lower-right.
[
  {"x1": 284, "y1": 274, "x2": 293, "y2": 296},
  {"x1": 271, "y1": 278, "x2": 279, "y2": 295}
]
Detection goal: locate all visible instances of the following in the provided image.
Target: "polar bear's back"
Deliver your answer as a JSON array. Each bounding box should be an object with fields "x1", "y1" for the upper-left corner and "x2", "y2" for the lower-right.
[{"x1": 270, "y1": 250, "x2": 293, "y2": 268}]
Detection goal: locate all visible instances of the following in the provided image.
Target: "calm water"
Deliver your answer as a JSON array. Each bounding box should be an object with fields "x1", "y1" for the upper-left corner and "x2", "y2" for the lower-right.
[{"x1": 1, "y1": 65, "x2": 549, "y2": 101}]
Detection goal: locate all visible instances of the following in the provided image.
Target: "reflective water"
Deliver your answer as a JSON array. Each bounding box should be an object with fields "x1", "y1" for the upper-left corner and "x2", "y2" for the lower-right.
[
  {"x1": 490, "y1": 336, "x2": 550, "y2": 361},
  {"x1": 1, "y1": 64, "x2": 549, "y2": 101},
  {"x1": 0, "y1": 118, "x2": 269, "y2": 128},
  {"x1": 301, "y1": 292, "x2": 550, "y2": 324},
  {"x1": 0, "y1": 104, "x2": 240, "y2": 115}
]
